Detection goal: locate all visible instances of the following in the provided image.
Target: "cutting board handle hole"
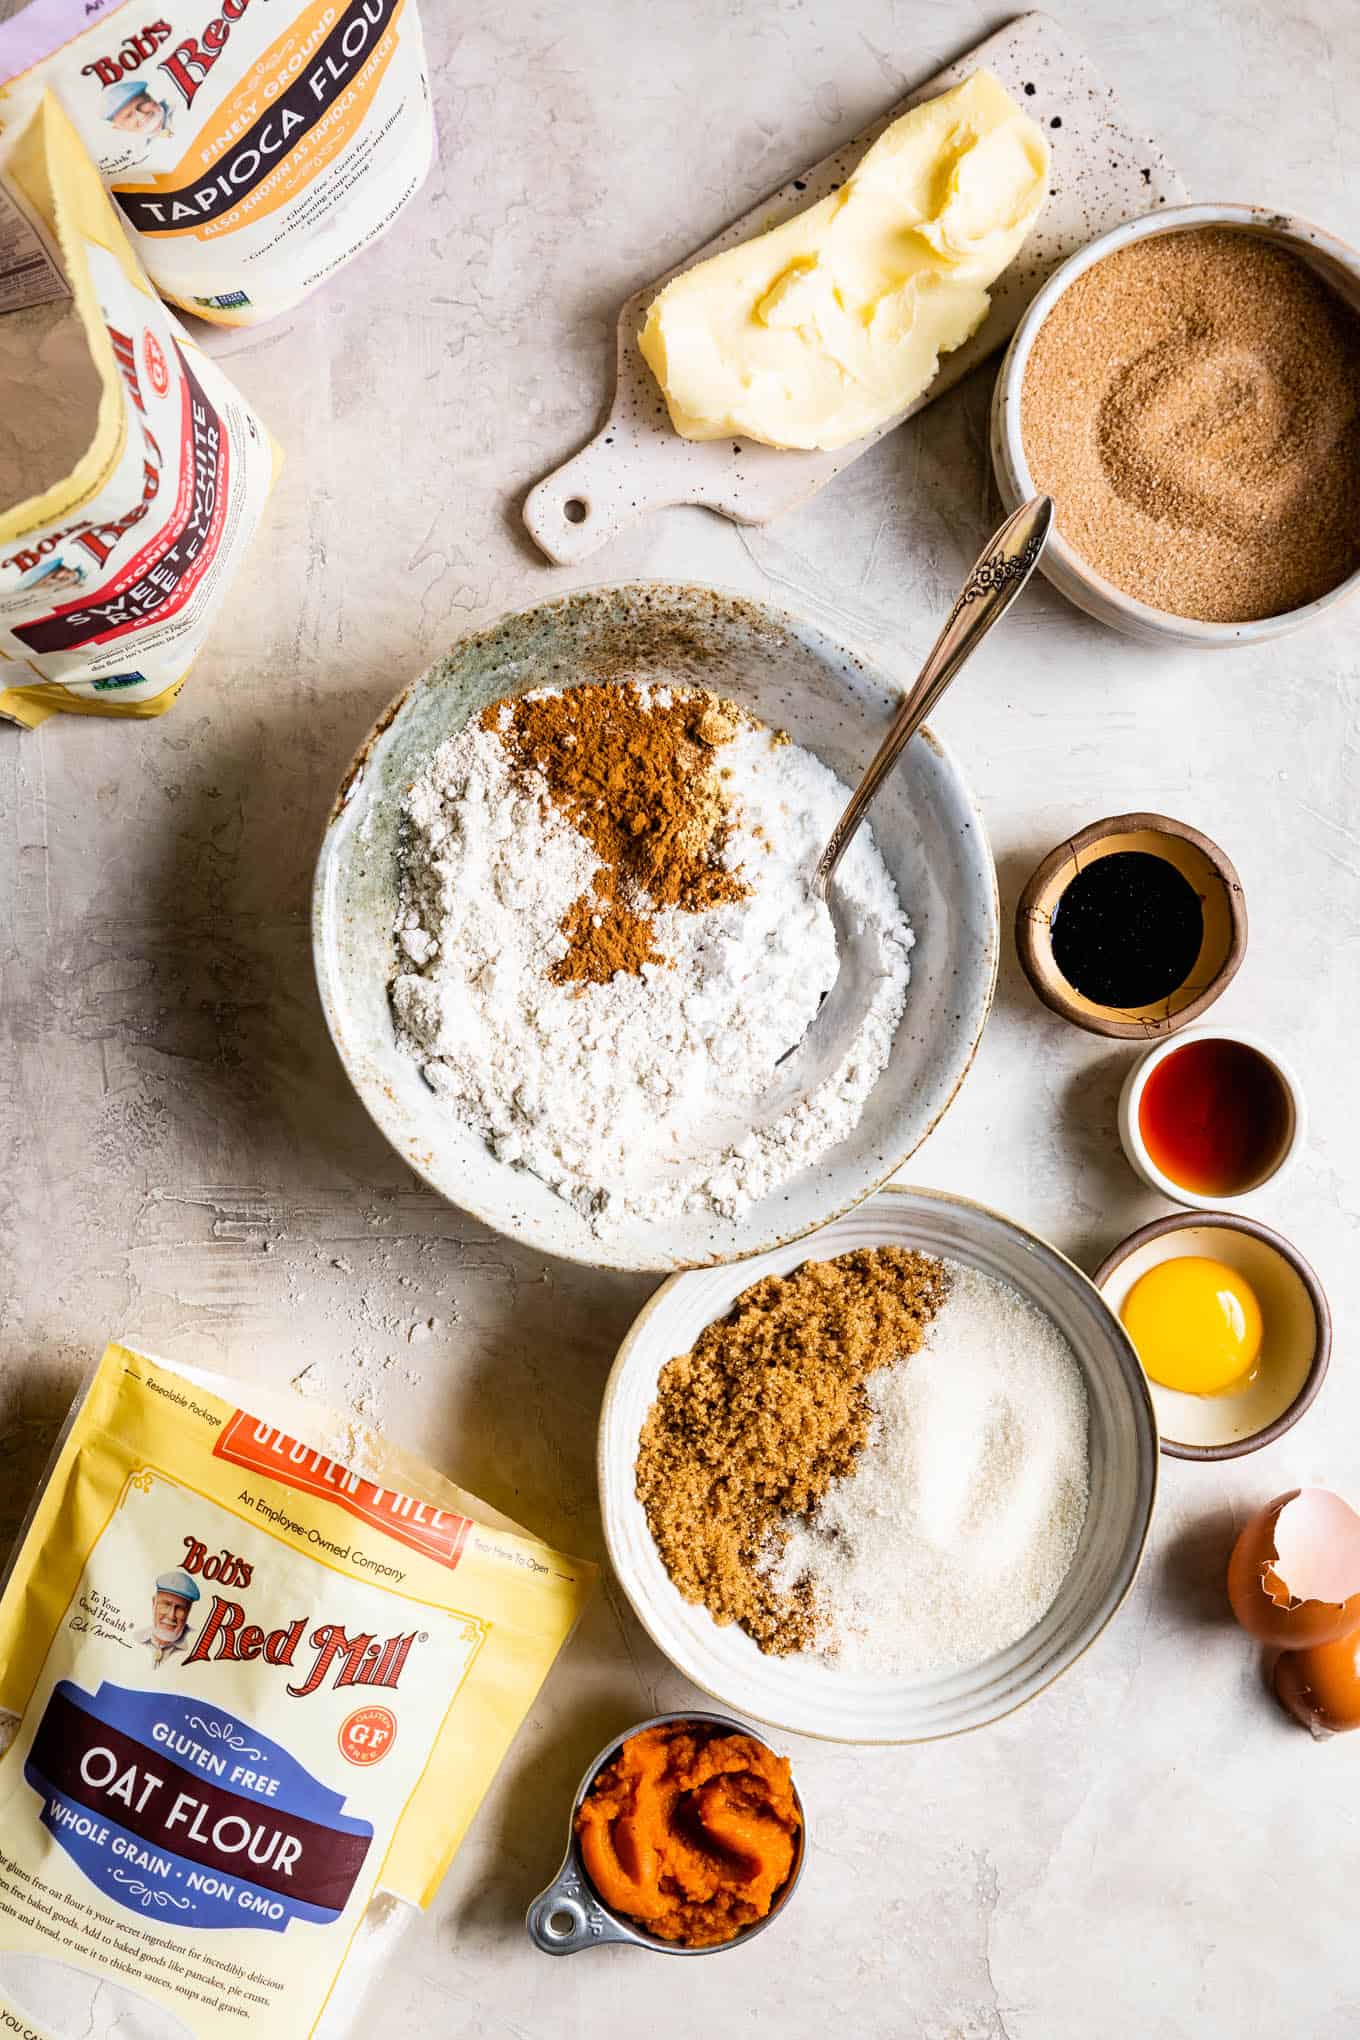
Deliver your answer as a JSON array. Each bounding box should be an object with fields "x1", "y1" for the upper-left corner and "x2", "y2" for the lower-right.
[{"x1": 563, "y1": 497, "x2": 589, "y2": 525}]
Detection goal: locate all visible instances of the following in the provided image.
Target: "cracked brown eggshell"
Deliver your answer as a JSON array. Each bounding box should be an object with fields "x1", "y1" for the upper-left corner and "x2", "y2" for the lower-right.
[{"x1": 1227, "y1": 1488, "x2": 1360, "y2": 1649}]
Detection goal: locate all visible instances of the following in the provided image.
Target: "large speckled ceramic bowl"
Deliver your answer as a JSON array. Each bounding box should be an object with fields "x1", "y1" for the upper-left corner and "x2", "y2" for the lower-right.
[
  {"x1": 312, "y1": 584, "x2": 998, "y2": 1273},
  {"x1": 600, "y1": 1186, "x2": 1159, "y2": 1741}
]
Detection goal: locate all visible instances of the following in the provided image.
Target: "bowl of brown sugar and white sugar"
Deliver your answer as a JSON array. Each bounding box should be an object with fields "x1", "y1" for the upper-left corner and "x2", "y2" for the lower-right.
[
  {"x1": 599, "y1": 1184, "x2": 1158, "y2": 1742},
  {"x1": 990, "y1": 204, "x2": 1360, "y2": 645}
]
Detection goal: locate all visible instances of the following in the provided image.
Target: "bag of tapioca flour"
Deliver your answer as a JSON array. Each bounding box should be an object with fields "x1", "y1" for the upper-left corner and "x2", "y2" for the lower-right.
[
  {"x1": 0, "y1": 1343, "x2": 595, "y2": 2038},
  {"x1": 0, "y1": 0, "x2": 434, "y2": 327},
  {"x1": 0, "y1": 95, "x2": 277, "y2": 726}
]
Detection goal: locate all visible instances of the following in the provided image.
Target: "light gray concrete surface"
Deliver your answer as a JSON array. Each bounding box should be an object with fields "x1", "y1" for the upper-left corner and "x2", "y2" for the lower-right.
[{"x1": 2, "y1": 3, "x2": 1358, "y2": 2034}]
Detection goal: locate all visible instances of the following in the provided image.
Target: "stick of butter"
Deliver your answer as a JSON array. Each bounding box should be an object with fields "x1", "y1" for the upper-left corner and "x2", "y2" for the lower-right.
[{"x1": 639, "y1": 71, "x2": 1049, "y2": 452}]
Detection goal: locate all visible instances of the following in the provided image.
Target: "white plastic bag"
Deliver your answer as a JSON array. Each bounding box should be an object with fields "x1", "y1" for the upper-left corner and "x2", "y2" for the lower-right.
[
  {"x1": 0, "y1": 101, "x2": 279, "y2": 734},
  {"x1": 0, "y1": 0, "x2": 434, "y2": 326},
  {"x1": 0, "y1": 95, "x2": 277, "y2": 723}
]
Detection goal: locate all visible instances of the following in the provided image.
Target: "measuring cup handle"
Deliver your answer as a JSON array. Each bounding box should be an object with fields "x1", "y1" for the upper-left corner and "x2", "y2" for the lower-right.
[{"x1": 525, "y1": 1851, "x2": 637, "y2": 1956}]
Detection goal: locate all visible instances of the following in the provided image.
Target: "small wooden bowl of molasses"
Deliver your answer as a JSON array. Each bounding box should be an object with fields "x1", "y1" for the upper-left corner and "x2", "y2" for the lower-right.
[{"x1": 1016, "y1": 812, "x2": 1246, "y2": 1039}]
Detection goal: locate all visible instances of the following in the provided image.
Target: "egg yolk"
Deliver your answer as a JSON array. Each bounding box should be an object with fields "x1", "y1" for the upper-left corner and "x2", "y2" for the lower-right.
[{"x1": 1120, "y1": 1256, "x2": 1263, "y2": 1397}]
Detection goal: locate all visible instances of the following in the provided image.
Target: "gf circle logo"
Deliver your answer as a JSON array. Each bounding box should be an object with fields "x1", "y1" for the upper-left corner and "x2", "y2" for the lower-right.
[
  {"x1": 338, "y1": 1704, "x2": 397, "y2": 1766},
  {"x1": 143, "y1": 329, "x2": 169, "y2": 398}
]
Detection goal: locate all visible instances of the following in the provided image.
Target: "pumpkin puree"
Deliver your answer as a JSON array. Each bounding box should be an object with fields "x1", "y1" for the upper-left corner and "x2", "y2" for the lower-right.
[{"x1": 575, "y1": 1721, "x2": 800, "y2": 1946}]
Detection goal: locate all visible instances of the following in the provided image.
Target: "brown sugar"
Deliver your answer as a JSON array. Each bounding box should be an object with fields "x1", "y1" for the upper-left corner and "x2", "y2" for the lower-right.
[
  {"x1": 635, "y1": 1247, "x2": 951, "y2": 1655},
  {"x1": 1022, "y1": 229, "x2": 1360, "y2": 621},
  {"x1": 487, "y1": 681, "x2": 749, "y2": 985}
]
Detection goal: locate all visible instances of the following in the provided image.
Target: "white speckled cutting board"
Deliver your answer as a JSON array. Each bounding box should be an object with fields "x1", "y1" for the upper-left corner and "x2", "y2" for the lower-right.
[{"x1": 524, "y1": 9, "x2": 1185, "y2": 564}]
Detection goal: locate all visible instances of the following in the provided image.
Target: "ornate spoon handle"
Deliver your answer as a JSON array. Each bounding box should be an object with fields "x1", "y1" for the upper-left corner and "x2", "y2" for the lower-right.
[{"x1": 815, "y1": 494, "x2": 1053, "y2": 897}]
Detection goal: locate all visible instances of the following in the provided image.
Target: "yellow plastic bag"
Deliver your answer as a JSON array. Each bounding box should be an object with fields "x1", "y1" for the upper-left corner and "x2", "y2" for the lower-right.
[
  {"x1": 0, "y1": 1343, "x2": 595, "y2": 2038},
  {"x1": 0, "y1": 97, "x2": 277, "y2": 725}
]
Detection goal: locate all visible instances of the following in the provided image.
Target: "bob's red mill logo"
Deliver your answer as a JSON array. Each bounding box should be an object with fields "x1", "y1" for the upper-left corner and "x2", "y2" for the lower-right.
[
  {"x1": 79, "y1": 17, "x2": 174, "y2": 91},
  {"x1": 80, "y1": 5, "x2": 255, "y2": 108},
  {"x1": 172, "y1": 1536, "x2": 419, "y2": 1701}
]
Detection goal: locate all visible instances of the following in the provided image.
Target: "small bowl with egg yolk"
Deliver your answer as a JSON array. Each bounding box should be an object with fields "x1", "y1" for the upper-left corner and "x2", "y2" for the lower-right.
[{"x1": 1094, "y1": 1213, "x2": 1330, "y2": 1460}]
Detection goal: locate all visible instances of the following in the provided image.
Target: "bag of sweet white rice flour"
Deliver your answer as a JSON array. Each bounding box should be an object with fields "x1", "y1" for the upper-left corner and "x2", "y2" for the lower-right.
[
  {"x1": 0, "y1": 95, "x2": 277, "y2": 725},
  {"x1": 0, "y1": 0, "x2": 434, "y2": 326},
  {"x1": 0, "y1": 1343, "x2": 594, "y2": 2038}
]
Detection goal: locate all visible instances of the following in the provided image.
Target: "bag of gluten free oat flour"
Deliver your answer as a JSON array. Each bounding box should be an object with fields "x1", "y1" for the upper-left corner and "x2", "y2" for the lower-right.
[
  {"x1": 0, "y1": 1343, "x2": 594, "y2": 2038},
  {"x1": 0, "y1": 0, "x2": 434, "y2": 326},
  {"x1": 0, "y1": 95, "x2": 276, "y2": 725}
]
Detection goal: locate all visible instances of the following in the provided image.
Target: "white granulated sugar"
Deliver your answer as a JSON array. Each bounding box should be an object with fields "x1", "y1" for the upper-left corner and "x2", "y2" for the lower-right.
[
  {"x1": 768, "y1": 1263, "x2": 1090, "y2": 1675},
  {"x1": 389, "y1": 693, "x2": 913, "y2": 1229}
]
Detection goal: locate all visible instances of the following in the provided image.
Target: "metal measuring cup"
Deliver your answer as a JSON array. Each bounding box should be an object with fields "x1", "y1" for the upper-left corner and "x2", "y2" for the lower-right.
[{"x1": 525, "y1": 1709, "x2": 806, "y2": 1957}]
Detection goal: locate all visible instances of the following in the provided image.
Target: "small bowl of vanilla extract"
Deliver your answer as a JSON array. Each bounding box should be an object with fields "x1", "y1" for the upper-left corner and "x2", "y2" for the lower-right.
[
  {"x1": 1015, "y1": 812, "x2": 1246, "y2": 1040},
  {"x1": 1118, "y1": 1026, "x2": 1305, "y2": 1209}
]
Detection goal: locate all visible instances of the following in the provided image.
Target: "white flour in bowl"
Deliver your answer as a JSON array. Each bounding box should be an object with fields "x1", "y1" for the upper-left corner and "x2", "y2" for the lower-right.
[{"x1": 389, "y1": 690, "x2": 913, "y2": 1228}]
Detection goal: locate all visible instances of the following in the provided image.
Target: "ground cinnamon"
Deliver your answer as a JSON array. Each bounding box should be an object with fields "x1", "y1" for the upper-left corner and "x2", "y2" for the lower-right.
[
  {"x1": 486, "y1": 682, "x2": 749, "y2": 985},
  {"x1": 636, "y1": 1247, "x2": 951, "y2": 1654}
]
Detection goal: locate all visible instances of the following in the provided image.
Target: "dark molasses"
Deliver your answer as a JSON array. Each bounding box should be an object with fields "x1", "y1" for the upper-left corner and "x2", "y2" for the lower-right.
[{"x1": 1050, "y1": 851, "x2": 1203, "y2": 1008}]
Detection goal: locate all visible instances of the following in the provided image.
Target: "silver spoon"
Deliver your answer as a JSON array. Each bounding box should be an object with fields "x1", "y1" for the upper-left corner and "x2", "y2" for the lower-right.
[{"x1": 776, "y1": 493, "x2": 1053, "y2": 1069}]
